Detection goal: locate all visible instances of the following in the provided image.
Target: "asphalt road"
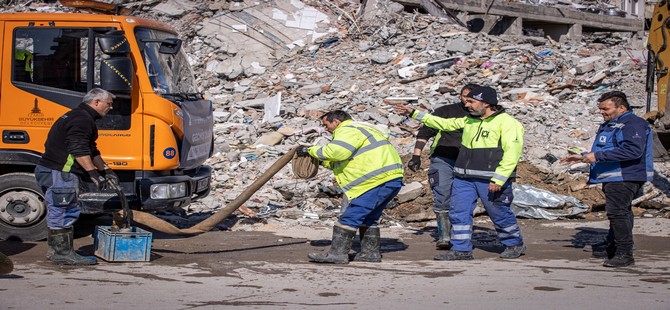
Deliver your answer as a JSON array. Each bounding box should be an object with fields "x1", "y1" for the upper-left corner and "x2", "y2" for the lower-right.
[{"x1": 1, "y1": 217, "x2": 669, "y2": 309}]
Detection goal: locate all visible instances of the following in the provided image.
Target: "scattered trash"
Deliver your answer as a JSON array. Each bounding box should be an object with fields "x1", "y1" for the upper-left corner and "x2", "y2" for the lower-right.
[
  {"x1": 318, "y1": 185, "x2": 342, "y2": 197},
  {"x1": 541, "y1": 153, "x2": 558, "y2": 164},
  {"x1": 262, "y1": 92, "x2": 282, "y2": 123},
  {"x1": 244, "y1": 153, "x2": 259, "y2": 160},
  {"x1": 256, "y1": 203, "x2": 282, "y2": 218},
  {"x1": 397, "y1": 57, "x2": 459, "y2": 81},
  {"x1": 238, "y1": 205, "x2": 257, "y2": 217},
  {"x1": 567, "y1": 146, "x2": 586, "y2": 154}
]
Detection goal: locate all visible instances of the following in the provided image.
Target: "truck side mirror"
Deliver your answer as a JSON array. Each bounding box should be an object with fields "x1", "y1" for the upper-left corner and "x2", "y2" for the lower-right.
[
  {"x1": 141, "y1": 38, "x2": 182, "y2": 55},
  {"x1": 158, "y1": 38, "x2": 181, "y2": 54},
  {"x1": 98, "y1": 35, "x2": 131, "y2": 55},
  {"x1": 101, "y1": 58, "x2": 133, "y2": 93}
]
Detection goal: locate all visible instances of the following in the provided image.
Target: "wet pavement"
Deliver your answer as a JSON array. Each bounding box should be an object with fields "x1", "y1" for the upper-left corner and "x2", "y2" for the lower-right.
[{"x1": 1, "y1": 217, "x2": 669, "y2": 309}]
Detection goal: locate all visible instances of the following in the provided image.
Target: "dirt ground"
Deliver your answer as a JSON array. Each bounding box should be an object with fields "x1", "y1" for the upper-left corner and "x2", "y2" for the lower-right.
[
  {"x1": 2, "y1": 158, "x2": 669, "y2": 309},
  {"x1": 1, "y1": 215, "x2": 669, "y2": 309}
]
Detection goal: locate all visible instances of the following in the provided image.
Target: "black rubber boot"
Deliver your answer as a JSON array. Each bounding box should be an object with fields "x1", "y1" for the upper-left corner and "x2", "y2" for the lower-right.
[
  {"x1": 500, "y1": 244, "x2": 526, "y2": 259},
  {"x1": 434, "y1": 250, "x2": 474, "y2": 261},
  {"x1": 308, "y1": 224, "x2": 356, "y2": 264},
  {"x1": 603, "y1": 252, "x2": 634, "y2": 268},
  {"x1": 354, "y1": 226, "x2": 381, "y2": 262},
  {"x1": 0, "y1": 251, "x2": 13, "y2": 274},
  {"x1": 591, "y1": 241, "x2": 616, "y2": 259},
  {"x1": 48, "y1": 228, "x2": 97, "y2": 266},
  {"x1": 435, "y1": 211, "x2": 451, "y2": 249}
]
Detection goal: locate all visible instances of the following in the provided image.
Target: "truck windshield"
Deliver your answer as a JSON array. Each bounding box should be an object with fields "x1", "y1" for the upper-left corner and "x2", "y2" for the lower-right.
[{"x1": 135, "y1": 28, "x2": 198, "y2": 97}]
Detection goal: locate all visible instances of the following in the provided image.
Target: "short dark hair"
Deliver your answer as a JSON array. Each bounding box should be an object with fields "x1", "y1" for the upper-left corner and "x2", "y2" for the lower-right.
[
  {"x1": 598, "y1": 91, "x2": 630, "y2": 110},
  {"x1": 322, "y1": 110, "x2": 352, "y2": 122},
  {"x1": 461, "y1": 83, "x2": 480, "y2": 94}
]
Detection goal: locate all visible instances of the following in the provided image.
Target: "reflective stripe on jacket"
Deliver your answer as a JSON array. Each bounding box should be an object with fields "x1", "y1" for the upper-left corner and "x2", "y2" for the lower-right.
[
  {"x1": 308, "y1": 119, "x2": 404, "y2": 200},
  {"x1": 412, "y1": 109, "x2": 524, "y2": 185},
  {"x1": 589, "y1": 111, "x2": 654, "y2": 183}
]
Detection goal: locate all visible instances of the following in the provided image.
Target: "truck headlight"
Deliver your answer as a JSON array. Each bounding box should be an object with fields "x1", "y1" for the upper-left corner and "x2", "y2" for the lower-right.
[{"x1": 150, "y1": 182, "x2": 187, "y2": 199}]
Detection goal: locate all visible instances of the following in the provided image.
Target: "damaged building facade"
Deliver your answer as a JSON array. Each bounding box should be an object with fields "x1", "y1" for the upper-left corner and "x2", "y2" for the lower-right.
[{"x1": 395, "y1": 0, "x2": 644, "y2": 41}]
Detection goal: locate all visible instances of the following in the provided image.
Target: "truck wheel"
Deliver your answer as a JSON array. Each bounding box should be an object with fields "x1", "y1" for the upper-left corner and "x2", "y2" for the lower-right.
[{"x1": 0, "y1": 173, "x2": 47, "y2": 241}]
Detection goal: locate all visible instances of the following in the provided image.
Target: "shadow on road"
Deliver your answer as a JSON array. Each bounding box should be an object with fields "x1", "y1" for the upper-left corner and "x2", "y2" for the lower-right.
[{"x1": 0, "y1": 240, "x2": 36, "y2": 256}]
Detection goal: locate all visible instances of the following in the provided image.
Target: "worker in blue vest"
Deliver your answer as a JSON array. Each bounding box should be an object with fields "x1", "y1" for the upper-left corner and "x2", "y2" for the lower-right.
[{"x1": 561, "y1": 91, "x2": 653, "y2": 267}]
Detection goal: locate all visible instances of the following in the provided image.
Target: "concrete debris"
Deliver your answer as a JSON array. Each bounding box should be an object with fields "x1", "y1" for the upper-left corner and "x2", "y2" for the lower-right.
[
  {"x1": 7, "y1": 0, "x2": 669, "y2": 230},
  {"x1": 396, "y1": 182, "x2": 425, "y2": 203}
]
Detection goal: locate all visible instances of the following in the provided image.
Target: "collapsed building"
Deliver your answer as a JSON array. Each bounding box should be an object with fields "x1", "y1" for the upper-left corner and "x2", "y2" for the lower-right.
[{"x1": 2, "y1": 0, "x2": 668, "y2": 229}]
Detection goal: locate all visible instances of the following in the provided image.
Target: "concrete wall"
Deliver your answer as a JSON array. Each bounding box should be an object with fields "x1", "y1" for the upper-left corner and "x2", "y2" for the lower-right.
[
  {"x1": 612, "y1": 0, "x2": 646, "y2": 19},
  {"x1": 395, "y1": 0, "x2": 644, "y2": 41}
]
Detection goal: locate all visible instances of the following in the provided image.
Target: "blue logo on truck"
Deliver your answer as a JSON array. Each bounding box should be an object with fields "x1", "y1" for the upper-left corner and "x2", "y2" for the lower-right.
[{"x1": 163, "y1": 147, "x2": 177, "y2": 159}]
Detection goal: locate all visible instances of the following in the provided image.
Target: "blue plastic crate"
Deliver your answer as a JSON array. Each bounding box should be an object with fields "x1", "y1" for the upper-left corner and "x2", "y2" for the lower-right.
[{"x1": 93, "y1": 225, "x2": 152, "y2": 262}]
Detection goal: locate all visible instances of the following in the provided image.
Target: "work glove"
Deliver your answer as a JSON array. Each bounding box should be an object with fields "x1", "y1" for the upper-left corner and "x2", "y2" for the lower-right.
[
  {"x1": 407, "y1": 155, "x2": 421, "y2": 172},
  {"x1": 103, "y1": 168, "x2": 120, "y2": 187},
  {"x1": 296, "y1": 146, "x2": 310, "y2": 157},
  {"x1": 87, "y1": 170, "x2": 108, "y2": 191}
]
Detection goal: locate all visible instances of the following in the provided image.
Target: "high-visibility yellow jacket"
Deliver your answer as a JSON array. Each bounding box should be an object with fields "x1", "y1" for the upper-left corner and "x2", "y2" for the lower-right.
[
  {"x1": 15, "y1": 49, "x2": 33, "y2": 73},
  {"x1": 308, "y1": 119, "x2": 404, "y2": 200},
  {"x1": 412, "y1": 109, "x2": 524, "y2": 185}
]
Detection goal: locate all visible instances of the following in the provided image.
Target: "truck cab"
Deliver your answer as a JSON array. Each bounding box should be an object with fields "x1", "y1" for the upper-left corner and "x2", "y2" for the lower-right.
[{"x1": 0, "y1": 13, "x2": 213, "y2": 241}]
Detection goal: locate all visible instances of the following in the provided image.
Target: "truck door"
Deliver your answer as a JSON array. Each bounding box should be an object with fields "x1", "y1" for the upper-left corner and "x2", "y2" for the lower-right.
[{"x1": 1, "y1": 22, "x2": 141, "y2": 168}]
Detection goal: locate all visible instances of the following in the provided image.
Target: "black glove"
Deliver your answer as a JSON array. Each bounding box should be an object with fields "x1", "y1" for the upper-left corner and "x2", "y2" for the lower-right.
[
  {"x1": 103, "y1": 168, "x2": 120, "y2": 186},
  {"x1": 407, "y1": 155, "x2": 421, "y2": 172},
  {"x1": 296, "y1": 146, "x2": 310, "y2": 157},
  {"x1": 87, "y1": 170, "x2": 108, "y2": 191}
]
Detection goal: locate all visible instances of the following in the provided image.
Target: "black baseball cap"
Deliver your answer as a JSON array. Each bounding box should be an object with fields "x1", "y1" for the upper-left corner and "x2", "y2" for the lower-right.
[{"x1": 466, "y1": 86, "x2": 498, "y2": 105}]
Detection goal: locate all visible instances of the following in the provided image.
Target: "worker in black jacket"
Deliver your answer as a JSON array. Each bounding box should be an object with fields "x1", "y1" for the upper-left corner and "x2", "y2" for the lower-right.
[
  {"x1": 407, "y1": 83, "x2": 479, "y2": 250},
  {"x1": 34, "y1": 88, "x2": 119, "y2": 266}
]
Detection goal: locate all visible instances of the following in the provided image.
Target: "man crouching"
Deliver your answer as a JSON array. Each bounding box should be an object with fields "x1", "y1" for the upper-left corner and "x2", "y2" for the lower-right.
[{"x1": 297, "y1": 110, "x2": 404, "y2": 263}]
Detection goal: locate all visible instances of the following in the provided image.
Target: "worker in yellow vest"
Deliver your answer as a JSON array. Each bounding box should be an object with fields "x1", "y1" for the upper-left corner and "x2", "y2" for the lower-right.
[
  {"x1": 298, "y1": 110, "x2": 404, "y2": 264},
  {"x1": 396, "y1": 86, "x2": 526, "y2": 260}
]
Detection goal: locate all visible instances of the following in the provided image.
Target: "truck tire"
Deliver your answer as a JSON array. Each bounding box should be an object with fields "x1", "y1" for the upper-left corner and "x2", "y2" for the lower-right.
[{"x1": 0, "y1": 173, "x2": 47, "y2": 241}]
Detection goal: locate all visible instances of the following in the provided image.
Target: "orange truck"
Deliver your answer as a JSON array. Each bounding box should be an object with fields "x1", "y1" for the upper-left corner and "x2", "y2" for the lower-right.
[{"x1": 0, "y1": 11, "x2": 213, "y2": 241}]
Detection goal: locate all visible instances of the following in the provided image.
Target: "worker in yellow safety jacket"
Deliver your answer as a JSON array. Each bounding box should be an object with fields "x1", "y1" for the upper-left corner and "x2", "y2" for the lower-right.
[
  {"x1": 14, "y1": 49, "x2": 33, "y2": 82},
  {"x1": 297, "y1": 110, "x2": 404, "y2": 264},
  {"x1": 395, "y1": 86, "x2": 526, "y2": 261}
]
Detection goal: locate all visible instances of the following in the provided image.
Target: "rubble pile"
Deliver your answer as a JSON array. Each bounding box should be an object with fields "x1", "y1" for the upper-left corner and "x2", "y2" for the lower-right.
[{"x1": 2, "y1": 0, "x2": 668, "y2": 228}]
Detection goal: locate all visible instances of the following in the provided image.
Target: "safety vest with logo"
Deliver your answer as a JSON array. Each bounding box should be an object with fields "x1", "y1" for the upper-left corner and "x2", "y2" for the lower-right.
[
  {"x1": 412, "y1": 109, "x2": 524, "y2": 185},
  {"x1": 308, "y1": 119, "x2": 404, "y2": 200},
  {"x1": 589, "y1": 111, "x2": 654, "y2": 183}
]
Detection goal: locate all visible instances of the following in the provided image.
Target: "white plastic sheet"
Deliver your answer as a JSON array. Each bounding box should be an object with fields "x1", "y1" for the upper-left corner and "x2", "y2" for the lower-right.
[{"x1": 511, "y1": 184, "x2": 590, "y2": 220}]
